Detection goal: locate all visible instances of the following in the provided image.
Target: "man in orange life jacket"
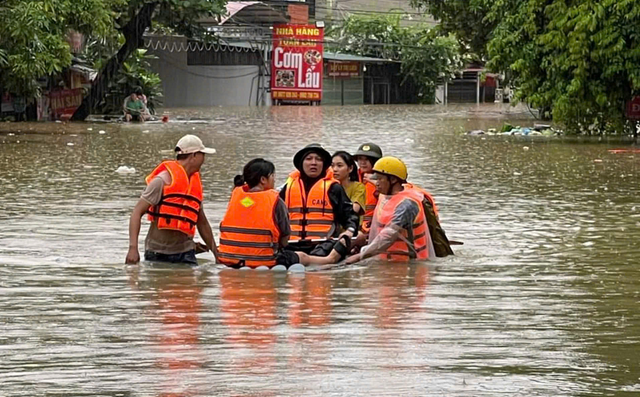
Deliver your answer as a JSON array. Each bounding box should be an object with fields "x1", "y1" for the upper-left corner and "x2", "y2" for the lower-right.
[
  {"x1": 346, "y1": 156, "x2": 436, "y2": 263},
  {"x1": 125, "y1": 135, "x2": 218, "y2": 265},
  {"x1": 279, "y1": 143, "x2": 359, "y2": 259}
]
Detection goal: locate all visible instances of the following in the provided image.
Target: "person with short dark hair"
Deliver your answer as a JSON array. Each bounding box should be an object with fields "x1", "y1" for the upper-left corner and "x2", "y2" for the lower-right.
[
  {"x1": 125, "y1": 135, "x2": 217, "y2": 265},
  {"x1": 123, "y1": 88, "x2": 150, "y2": 122},
  {"x1": 134, "y1": 87, "x2": 147, "y2": 105}
]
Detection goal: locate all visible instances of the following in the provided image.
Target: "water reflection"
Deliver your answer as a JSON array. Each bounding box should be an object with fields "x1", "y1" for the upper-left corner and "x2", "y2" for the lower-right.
[
  {"x1": 367, "y1": 263, "x2": 430, "y2": 330},
  {"x1": 129, "y1": 267, "x2": 208, "y2": 397},
  {"x1": 219, "y1": 270, "x2": 278, "y2": 349},
  {"x1": 1, "y1": 105, "x2": 640, "y2": 395}
]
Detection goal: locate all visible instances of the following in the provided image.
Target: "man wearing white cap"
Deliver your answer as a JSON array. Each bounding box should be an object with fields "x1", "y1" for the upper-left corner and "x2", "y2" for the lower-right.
[{"x1": 125, "y1": 135, "x2": 218, "y2": 265}]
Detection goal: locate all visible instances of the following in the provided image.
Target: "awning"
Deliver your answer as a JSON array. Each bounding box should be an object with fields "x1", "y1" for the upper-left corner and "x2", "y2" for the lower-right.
[{"x1": 69, "y1": 59, "x2": 97, "y2": 80}]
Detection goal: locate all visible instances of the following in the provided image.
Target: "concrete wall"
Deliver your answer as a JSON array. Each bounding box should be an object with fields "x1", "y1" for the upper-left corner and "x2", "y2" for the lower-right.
[{"x1": 148, "y1": 40, "x2": 260, "y2": 107}]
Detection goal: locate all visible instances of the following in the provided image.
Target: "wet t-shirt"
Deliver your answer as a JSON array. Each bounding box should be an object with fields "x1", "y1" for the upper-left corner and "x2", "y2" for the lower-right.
[{"x1": 141, "y1": 171, "x2": 195, "y2": 255}]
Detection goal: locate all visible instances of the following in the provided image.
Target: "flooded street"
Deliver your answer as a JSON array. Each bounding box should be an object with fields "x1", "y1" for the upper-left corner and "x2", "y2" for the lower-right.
[{"x1": 1, "y1": 104, "x2": 639, "y2": 396}]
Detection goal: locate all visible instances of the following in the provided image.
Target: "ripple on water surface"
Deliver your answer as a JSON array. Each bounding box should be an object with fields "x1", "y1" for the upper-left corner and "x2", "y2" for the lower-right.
[{"x1": 1, "y1": 105, "x2": 639, "y2": 396}]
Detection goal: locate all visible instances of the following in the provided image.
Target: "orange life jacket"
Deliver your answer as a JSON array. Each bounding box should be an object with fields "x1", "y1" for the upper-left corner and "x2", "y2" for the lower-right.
[
  {"x1": 358, "y1": 170, "x2": 378, "y2": 233},
  {"x1": 370, "y1": 188, "x2": 430, "y2": 262},
  {"x1": 404, "y1": 182, "x2": 439, "y2": 218},
  {"x1": 284, "y1": 169, "x2": 337, "y2": 241},
  {"x1": 146, "y1": 161, "x2": 202, "y2": 237},
  {"x1": 218, "y1": 186, "x2": 281, "y2": 268}
]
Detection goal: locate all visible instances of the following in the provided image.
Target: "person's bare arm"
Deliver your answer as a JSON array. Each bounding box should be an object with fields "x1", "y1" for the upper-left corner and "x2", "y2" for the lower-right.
[
  {"x1": 197, "y1": 208, "x2": 218, "y2": 262},
  {"x1": 125, "y1": 199, "x2": 152, "y2": 264}
]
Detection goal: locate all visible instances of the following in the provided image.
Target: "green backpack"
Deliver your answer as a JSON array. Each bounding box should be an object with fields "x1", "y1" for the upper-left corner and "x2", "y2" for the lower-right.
[{"x1": 422, "y1": 199, "x2": 454, "y2": 257}]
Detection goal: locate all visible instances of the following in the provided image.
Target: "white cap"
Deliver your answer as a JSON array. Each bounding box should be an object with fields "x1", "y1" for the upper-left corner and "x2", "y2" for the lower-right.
[{"x1": 174, "y1": 134, "x2": 216, "y2": 155}]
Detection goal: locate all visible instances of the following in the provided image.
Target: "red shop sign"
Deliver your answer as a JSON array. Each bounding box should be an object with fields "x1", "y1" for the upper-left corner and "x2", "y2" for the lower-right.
[{"x1": 271, "y1": 24, "x2": 324, "y2": 102}]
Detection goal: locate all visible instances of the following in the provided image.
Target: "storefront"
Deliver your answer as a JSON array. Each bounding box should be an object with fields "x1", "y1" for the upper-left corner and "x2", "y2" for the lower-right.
[{"x1": 322, "y1": 53, "x2": 394, "y2": 106}]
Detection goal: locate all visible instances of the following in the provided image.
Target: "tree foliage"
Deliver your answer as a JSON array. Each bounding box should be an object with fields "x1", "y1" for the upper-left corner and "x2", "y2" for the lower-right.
[
  {"x1": 0, "y1": 0, "x2": 119, "y2": 96},
  {"x1": 72, "y1": 0, "x2": 226, "y2": 120},
  {"x1": 414, "y1": 0, "x2": 640, "y2": 134},
  {"x1": 328, "y1": 15, "x2": 463, "y2": 103},
  {"x1": 487, "y1": 0, "x2": 640, "y2": 134},
  {"x1": 100, "y1": 49, "x2": 164, "y2": 115},
  {"x1": 0, "y1": 0, "x2": 226, "y2": 117},
  {"x1": 411, "y1": 0, "x2": 501, "y2": 58}
]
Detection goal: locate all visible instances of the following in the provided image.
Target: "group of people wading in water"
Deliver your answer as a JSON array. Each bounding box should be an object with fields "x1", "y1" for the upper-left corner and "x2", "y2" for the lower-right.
[{"x1": 125, "y1": 135, "x2": 454, "y2": 268}]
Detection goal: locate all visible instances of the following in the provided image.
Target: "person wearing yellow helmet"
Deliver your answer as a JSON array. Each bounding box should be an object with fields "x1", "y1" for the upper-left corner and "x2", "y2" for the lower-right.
[{"x1": 346, "y1": 156, "x2": 453, "y2": 263}]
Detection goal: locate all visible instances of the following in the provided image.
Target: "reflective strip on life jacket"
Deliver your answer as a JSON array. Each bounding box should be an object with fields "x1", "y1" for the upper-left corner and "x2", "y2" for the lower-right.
[
  {"x1": 284, "y1": 170, "x2": 337, "y2": 241},
  {"x1": 146, "y1": 161, "x2": 203, "y2": 237},
  {"x1": 218, "y1": 187, "x2": 281, "y2": 268}
]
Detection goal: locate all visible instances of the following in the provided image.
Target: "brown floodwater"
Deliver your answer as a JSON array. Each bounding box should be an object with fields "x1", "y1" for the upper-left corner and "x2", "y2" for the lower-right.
[{"x1": 1, "y1": 104, "x2": 639, "y2": 396}]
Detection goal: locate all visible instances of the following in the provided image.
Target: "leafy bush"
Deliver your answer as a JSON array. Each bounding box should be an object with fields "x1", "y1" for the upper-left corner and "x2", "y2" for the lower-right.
[{"x1": 98, "y1": 49, "x2": 163, "y2": 115}]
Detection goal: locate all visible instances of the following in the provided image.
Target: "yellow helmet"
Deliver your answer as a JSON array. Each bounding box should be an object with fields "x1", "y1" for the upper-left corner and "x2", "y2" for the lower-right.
[{"x1": 372, "y1": 156, "x2": 408, "y2": 181}]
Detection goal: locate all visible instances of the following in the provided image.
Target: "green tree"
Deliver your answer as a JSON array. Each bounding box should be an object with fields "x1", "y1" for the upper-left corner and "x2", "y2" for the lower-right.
[
  {"x1": 0, "y1": 0, "x2": 117, "y2": 97},
  {"x1": 0, "y1": 0, "x2": 225, "y2": 120},
  {"x1": 487, "y1": 0, "x2": 640, "y2": 134},
  {"x1": 413, "y1": 0, "x2": 640, "y2": 134},
  {"x1": 71, "y1": 0, "x2": 226, "y2": 120},
  {"x1": 101, "y1": 49, "x2": 164, "y2": 115},
  {"x1": 328, "y1": 15, "x2": 463, "y2": 103},
  {"x1": 411, "y1": 0, "x2": 503, "y2": 58}
]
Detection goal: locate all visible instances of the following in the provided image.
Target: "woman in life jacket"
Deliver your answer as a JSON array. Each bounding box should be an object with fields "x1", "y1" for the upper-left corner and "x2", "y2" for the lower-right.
[
  {"x1": 331, "y1": 151, "x2": 366, "y2": 223},
  {"x1": 218, "y1": 158, "x2": 349, "y2": 269},
  {"x1": 279, "y1": 144, "x2": 360, "y2": 263}
]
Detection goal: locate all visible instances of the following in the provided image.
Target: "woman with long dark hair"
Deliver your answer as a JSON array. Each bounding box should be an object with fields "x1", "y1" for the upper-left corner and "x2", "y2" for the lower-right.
[{"x1": 331, "y1": 151, "x2": 366, "y2": 226}]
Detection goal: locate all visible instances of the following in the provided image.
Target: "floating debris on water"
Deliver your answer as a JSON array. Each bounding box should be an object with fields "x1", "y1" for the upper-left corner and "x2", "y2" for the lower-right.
[
  {"x1": 99, "y1": 130, "x2": 106, "y2": 134},
  {"x1": 67, "y1": 142, "x2": 74, "y2": 146},
  {"x1": 115, "y1": 166, "x2": 136, "y2": 174},
  {"x1": 467, "y1": 122, "x2": 563, "y2": 137}
]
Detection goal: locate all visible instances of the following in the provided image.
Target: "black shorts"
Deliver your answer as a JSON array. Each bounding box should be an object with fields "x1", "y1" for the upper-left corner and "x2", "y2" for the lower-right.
[
  {"x1": 223, "y1": 250, "x2": 300, "y2": 269},
  {"x1": 276, "y1": 250, "x2": 300, "y2": 267},
  {"x1": 144, "y1": 249, "x2": 198, "y2": 266}
]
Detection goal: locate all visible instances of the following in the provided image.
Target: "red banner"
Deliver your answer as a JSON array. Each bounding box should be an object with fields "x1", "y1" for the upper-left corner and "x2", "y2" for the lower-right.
[
  {"x1": 327, "y1": 61, "x2": 361, "y2": 78},
  {"x1": 626, "y1": 96, "x2": 640, "y2": 119},
  {"x1": 271, "y1": 24, "x2": 323, "y2": 102},
  {"x1": 48, "y1": 88, "x2": 83, "y2": 118}
]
